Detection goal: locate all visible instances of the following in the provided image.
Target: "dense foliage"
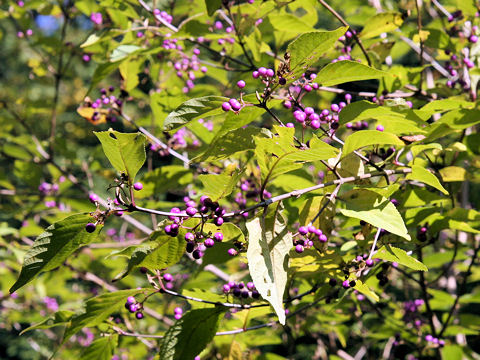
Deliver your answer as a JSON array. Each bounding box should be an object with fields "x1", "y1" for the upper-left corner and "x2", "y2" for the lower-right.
[{"x1": 1, "y1": 0, "x2": 480, "y2": 359}]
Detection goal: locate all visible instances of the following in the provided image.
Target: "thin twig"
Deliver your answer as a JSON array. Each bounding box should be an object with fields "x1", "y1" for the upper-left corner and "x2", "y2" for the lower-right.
[
  {"x1": 317, "y1": 0, "x2": 372, "y2": 66},
  {"x1": 367, "y1": 228, "x2": 382, "y2": 260}
]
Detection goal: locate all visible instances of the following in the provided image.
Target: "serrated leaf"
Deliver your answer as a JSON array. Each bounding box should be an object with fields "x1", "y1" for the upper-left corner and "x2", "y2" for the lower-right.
[
  {"x1": 10, "y1": 214, "x2": 103, "y2": 293},
  {"x1": 339, "y1": 190, "x2": 410, "y2": 240},
  {"x1": 407, "y1": 165, "x2": 448, "y2": 195},
  {"x1": 342, "y1": 130, "x2": 404, "y2": 157},
  {"x1": 286, "y1": 27, "x2": 347, "y2": 78},
  {"x1": 374, "y1": 245, "x2": 428, "y2": 271},
  {"x1": 20, "y1": 310, "x2": 75, "y2": 335},
  {"x1": 316, "y1": 60, "x2": 391, "y2": 87},
  {"x1": 163, "y1": 96, "x2": 228, "y2": 132},
  {"x1": 198, "y1": 169, "x2": 243, "y2": 202},
  {"x1": 354, "y1": 280, "x2": 379, "y2": 301},
  {"x1": 159, "y1": 307, "x2": 225, "y2": 360},
  {"x1": 94, "y1": 130, "x2": 146, "y2": 182},
  {"x1": 246, "y1": 207, "x2": 291, "y2": 325},
  {"x1": 63, "y1": 289, "x2": 150, "y2": 342},
  {"x1": 359, "y1": 12, "x2": 404, "y2": 39},
  {"x1": 113, "y1": 230, "x2": 186, "y2": 281},
  {"x1": 80, "y1": 335, "x2": 118, "y2": 360}
]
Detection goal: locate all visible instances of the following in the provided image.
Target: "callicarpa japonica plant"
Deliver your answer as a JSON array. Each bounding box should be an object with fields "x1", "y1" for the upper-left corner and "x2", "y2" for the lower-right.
[{"x1": 1, "y1": 0, "x2": 480, "y2": 359}]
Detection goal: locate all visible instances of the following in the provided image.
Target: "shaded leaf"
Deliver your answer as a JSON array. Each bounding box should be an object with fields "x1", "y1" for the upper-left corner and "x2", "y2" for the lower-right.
[
  {"x1": 10, "y1": 214, "x2": 103, "y2": 293},
  {"x1": 159, "y1": 307, "x2": 226, "y2": 360},
  {"x1": 163, "y1": 96, "x2": 228, "y2": 132},
  {"x1": 80, "y1": 335, "x2": 118, "y2": 360}
]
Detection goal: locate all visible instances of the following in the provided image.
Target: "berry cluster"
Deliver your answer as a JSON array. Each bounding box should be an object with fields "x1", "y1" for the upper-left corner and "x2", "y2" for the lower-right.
[
  {"x1": 294, "y1": 225, "x2": 328, "y2": 253},
  {"x1": 403, "y1": 299, "x2": 425, "y2": 329},
  {"x1": 222, "y1": 281, "x2": 260, "y2": 299},
  {"x1": 124, "y1": 296, "x2": 144, "y2": 319}
]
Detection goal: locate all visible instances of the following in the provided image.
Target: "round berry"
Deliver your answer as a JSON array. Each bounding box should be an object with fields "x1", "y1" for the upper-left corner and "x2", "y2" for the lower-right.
[
  {"x1": 329, "y1": 278, "x2": 337, "y2": 286},
  {"x1": 279, "y1": 77, "x2": 286, "y2": 85},
  {"x1": 85, "y1": 223, "x2": 96, "y2": 233},
  {"x1": 128, "y1": 303, "x2": 138, "y2": 313},
  {"x1": 186, "y1": 241, "x2": 195, "y2": 253},
  {"x1": 365, "y1": 259, "x2": 374, "y2": 267},
  {"x1": 304, "y1": 107, "x2": 315, "y2": 115},
  {"x1": 303, "y1": 84, "x2": 312, "y2": 92},
  {"x1": 295, "y1": 244, "x2": 304, "y2": 253},
  {"x1": 252, "y1": 71, "x2": 259, "y2": 78},
  {"x1": 266, "y1": 68, "x2": 275, "y2": 77},
  {"x1": 185, "y1": 232, "x2": 195, "y2": 241},
  {"x1": 222, "y1": 102, "x2": 231, "y2": 112},
  {"x1": 310, "y1": 120, "x2": 320, "y2": 129},
  {"x1": 223, "y1": 284, "x2": 231, "y2": 293},
  {"x1": 227, "y1": 248, "x2": 238, "y2": 256},
  {"x1": 89, "y1": 193, "x2": 99, "y2": 203},
  {"x1": 342, "y1": 280, "x2": 350, "y2": 289},
  {"x1": 126, "y1": 296, "x2": 135, "y2": 304},
  {"x1": 204, "y1": 238, "x2": 215, "y2": 247},
  {"x1": 257, "y1": 67, "x2": 267, "y2": 76},
  {"x1": 237, "y1": 80, "x2": 246, "y2": 88},
  {"x1": 214, "y1": 217, "x2": 224, "y2": 226},
  {"x1": 192, "y1": 249, "x2": 203, "y2": 259},
  {"x1": 470, "y1": 35, "x2": 478, "y2": 43},
  {"x1": 376, "y1": 124, "x2": 384, "y2": 132},
  {"x1": 186, "y1": 207, "x2": 197, "y2": 216},
  {"x1": 135, "y1": 312, "x2": 144, "y2": 319},
  {"x1": 247, "y1": 282, "x2": 255, "y2": 290},
  {"x1": 214, "y1": 232, "x2": 223, "y2": 242},
  {"x1": 229, "y1": 99, "x2": 242, "y2": 111},
  {"x1": 251, "y1": 290, "x2": 260, "y2": 298},
  {"x1": 298, "y1": 226, "x2": 308, "y2": 235},
  {"x1": 174, "y1": 307, "x2": 183, "y2": 315},
  {"x1": 133, "y1": 182, "x2": 143, "y2": 191},
  {"x1": 163, "y1": 273, "x2": 173, "y2": 282},
  {"x1": 293, "y1": 110, "x2": 306, "y2": 123},
  {"x1": 283, "y1": 100, "x2": 292, "y2": 109}
]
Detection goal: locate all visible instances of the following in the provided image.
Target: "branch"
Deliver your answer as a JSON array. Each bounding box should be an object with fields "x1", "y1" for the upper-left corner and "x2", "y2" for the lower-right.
[
  {"x1": 317, "y1": 0, "x2": 372, "y2": 66},
  {"x1": 133, "y1": 168, "x2": 412, "y2": 219}
]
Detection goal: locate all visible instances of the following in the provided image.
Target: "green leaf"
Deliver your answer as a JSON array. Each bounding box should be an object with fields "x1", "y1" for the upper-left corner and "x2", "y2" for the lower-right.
[
  {"x1": 205, "y1": 0, "x2": 222, "y2": 16},
  {"x1": 286, "y1": 27, "x2": 347, "y2": 78},
  {"x1": 20, "y1": 310, "x2": 75, "y2": 335},
  {"x1": 94, "y1": 130, "x2": 146, "y2": 182},
  {"x1": 441, "y1": 345, "x2": 464, "y2": 360},
  {"x1": 201, "y1": 223, "x2": 245, "y2": 266},
  {"x1": 113, "y1": 230, "x2": 186, "y2": 281},
  {"x1": 359, "y1": 12, "x2": 404, "y2": 39},
  {"x1": 64, "y1": 289, "x2": 150, "y2": 342},
  {"x1": 339, "y1": 190, "x2": 410, "y2": 240},
  {"x1": 374, "y1": 245, "x2": 427, "y2": 271},
  {"x1": 88, "y1": 61, "x2": 122, "y2": 94},
  {"x1": 339, "y1": 100, "x2": 427, "y2": 135},
  {"x1": 341, "y1": 130, "x2": 404, "y2": 157},
  {"x1": 316, "y1": 60, "x2": 392, "y2": 87},
  {"x1": 80, "y1": 335, "x2": 118, "y2": 360},
  {"x1": 159, "y1": 307, "x2": 226, "y2": 360},
  {"x1": 10, "y1": 214, "x2": 103, "y2": 293},
  {"x1": 163, "y1": 96, "x2": 228, "y2": 132},
  {"x1": 198, "y1": 169, "x2": 243, "y2": 202},
  {"x1": 406, "y1": 165, "x2": 448, "y2": 195},
  {"x1": 354, "y1": 280, "x2": 379, "y2": 301},
  {"x1": 436, "y1": 108, "x2": 480, "y2": 130},
  {"x1": 246, "y1": 207, "x2": 291, "y2": 325},
  {"x1": 110, "y1": 44, "x2": 141, "y2": 62},
  {"x1": 439, "y1": 166, "x2": 467, "y2": 182},
  {"x1": 192, "y1": 127, "x2": 263, "y2": 163}
]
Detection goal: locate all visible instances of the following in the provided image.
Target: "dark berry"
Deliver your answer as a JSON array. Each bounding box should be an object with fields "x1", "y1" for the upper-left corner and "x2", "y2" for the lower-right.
[
  {"x1": 279, "y1": 77, "x2": 286, "y2": 85},
  {"x1": 349, "y1": 280, "x2": 356, "y2": 287},
  {"x1": 192, "y1": 249, "x2": 202, "y2": 259},
  {"x1": 251, "y1": 290, "x2": 260, "y2": 299},
  {"x1": 329, "y1": 278, "x2": 337, "y2": 286},
  {"x1": 85, "y1": 223, "x2": 96, "y2": 233},
  {"x1": 135, "y1": 312, "x2": 144, "y2": 319},
  {"x1": 186, "y1": 241, "x2": 195, "y2": 253}
]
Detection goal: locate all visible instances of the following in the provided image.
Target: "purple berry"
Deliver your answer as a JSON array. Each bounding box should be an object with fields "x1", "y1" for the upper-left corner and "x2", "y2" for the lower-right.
[
  {"x1": 293, "y1": 110, "x2": 306, "y2": 123},
  {"x1": 283, "y1": 100, "x2": 292, "y2": 109},
  {"x1": 214, "y1": 232, "x2": 223, "y2": 241},
  {"x1": 298, "y1": 226, "x2": 308, "y2": 235},
  {"x1": 185, "y1": 232, "x2": 195, "y2": 241},
  {"x1": 126, "y1": 296, "x2": 135, "y2": 304},
  {"x1": 366, "y1": 259, "x2": 374, "y2": 267},
  {"x1": 133, "y1": 182, "x2": 143, "y2": 191},
  {"x1": 295, "y1": 244, "x2": 304, "y2": 253},
  {"x1": 85, "y1": 223, "x2": 96, "y2": 233},
  {"x1": 470, "y1": 35, "x2": 478, "y2": 43},
  {"x1": 204, "y1": 238, "x2": 215, "y2": 247},
  {"x1": 89, "y1": 193, "x2": 99, "y2": 203},
  {"x1": 174, "y1": 307, "x2": 183, "y2": 315},
  {"x1": 222, "y1": 102, "x2": 231, "y2": 112},
  {"x1": 376, "y1": 124, "x2": 384, "y2": 132},
  {"x1": 214, "y1": 217, "x2": 224, "y2": 226},
  {"x1": 227, "y1": 248, "x2": 238, "y2": 256},
  {"x1": 135, "y1": 312, "x2": 144, "y2": 319},
  {"x1": 266, "y1": 68, "x2": 275, "y2": 77},
  {"x1": 186, "y1": 207, "x2": 197, "y2": 216},
  {"x1": 237, "y1": 80, "x2": 246, "y2": 88},
  {"x1": 342, "y1": 280, "x2": 350, "y2": 289},
  {"x1": 163, "y1": 273, "x2": 173, "y2": 282},
  {"x1": 223, "y1": 284, "x2": 231, "y2": 293},
  {"x1": 192, "y1": 249, "x2": 203, "y2": 259},
  {"x1": 128, "y1": 303, "x2": 138, "y2": 313},
  {"x1": 257, "y1": 67, "x2": 267, "y2": 76},
  {"x1": 247, "y1": 282, "x2": 255, "y2": 290},
  {"x1": 331, "y1": 104, "x2": 339, "y2": 112},
  {"x1": 304, "y1": 107, "x2": 314, "y2": 115},
  {"x1": 303, "y1": 84, "x2": 312, "y2": 92},
  {"x1": 279, "y1": 77, "x2": 286, "y2": 85},
  {"x1": 252, "y1": 71, "x2": 259, "y2": 78}
]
